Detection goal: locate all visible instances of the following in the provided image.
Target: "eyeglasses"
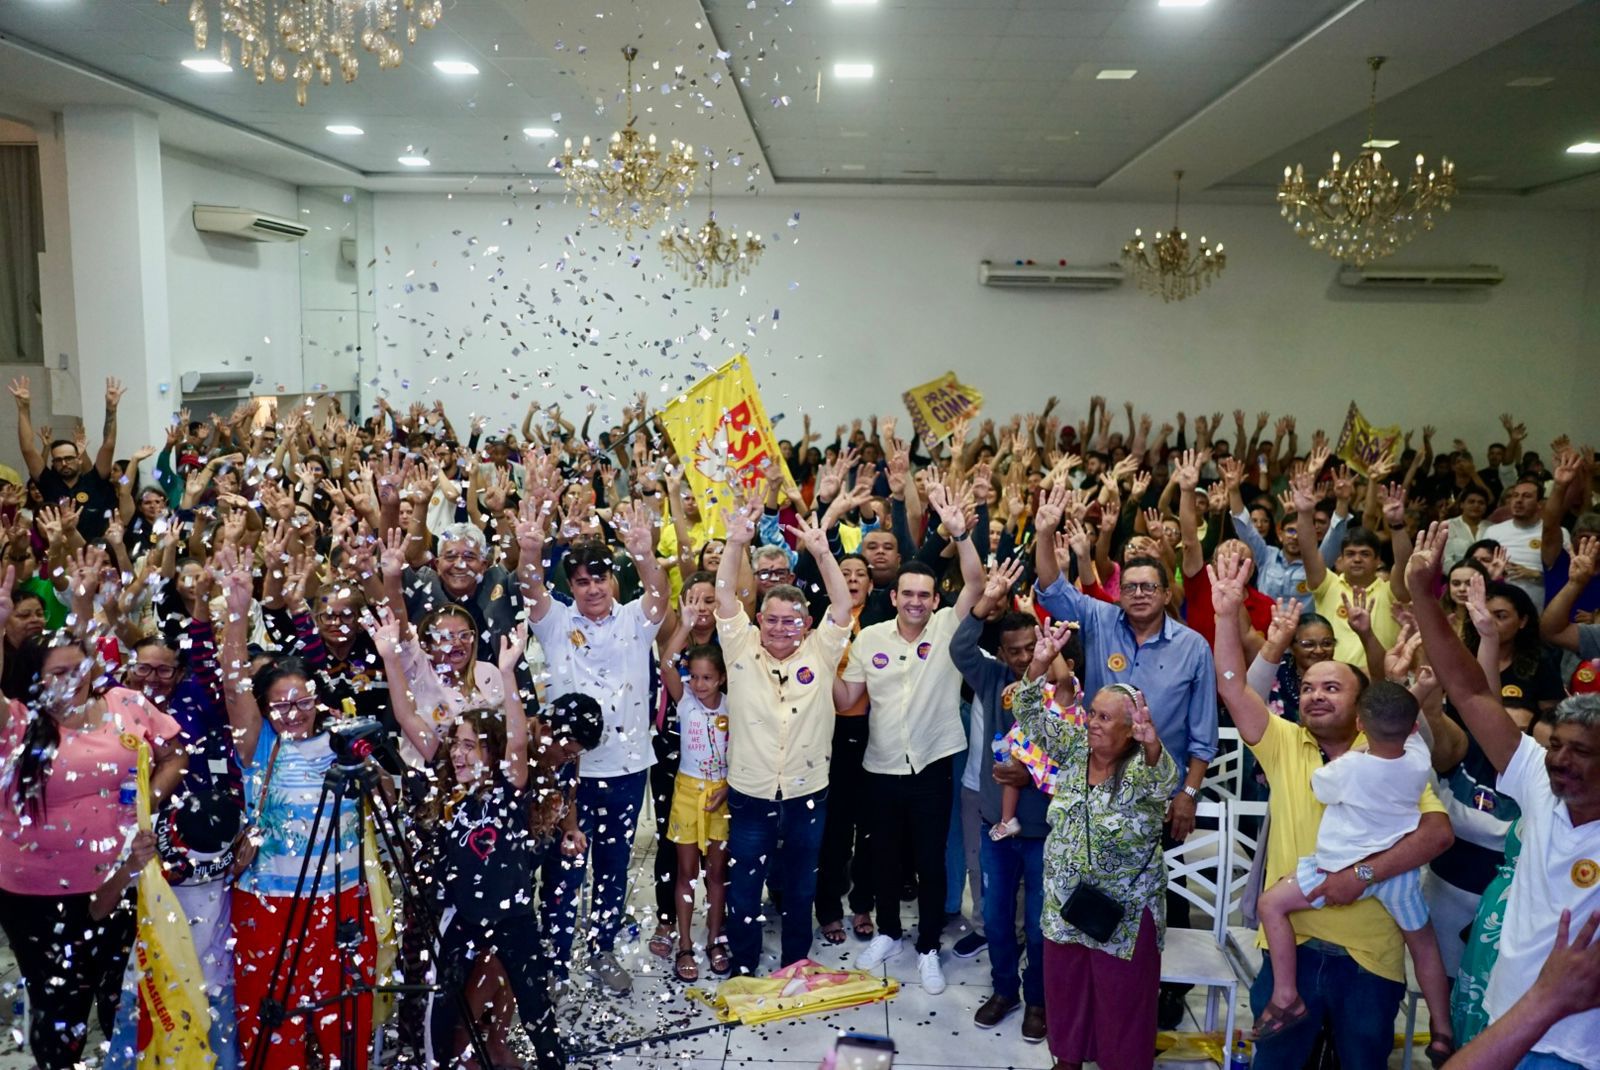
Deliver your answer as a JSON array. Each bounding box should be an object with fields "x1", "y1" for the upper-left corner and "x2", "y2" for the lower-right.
[
  {"x1": 755, "y1": 569, "x2": 792, "y2": 582},
  {"x1": 1295, "y1": 639, "x2": 1337, "y2": 652},
  {"x1": 759, "y1": 616, "x2": 807, "y2": 631},
  {"x1": 127, "y1": 662, "x2": 182, "y2": 681},
  {"x1": 439, "y1": 550, "x2": 484, "y2": 564},
  {"x1": 1122, "y1": 582, "x2": 1164, "y2": 596},
  {"x1": 268, "y1": 696, "x2": 319, "y2": 714}
]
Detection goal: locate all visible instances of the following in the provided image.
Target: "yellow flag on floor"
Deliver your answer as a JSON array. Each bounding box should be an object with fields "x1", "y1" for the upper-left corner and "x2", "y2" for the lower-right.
[
  {"x1": 688, "y1": 960, "x2": 898, "y2": 1026},
  {"x1": 902, "y1": 372, "x2": 983, "y2": 444},
  {"x1": 1334, "y1": 400, "x2": 1403, "y2": 477},
  {"x1": 659, "y1": 355, "x2": 790, "y2": 533}
]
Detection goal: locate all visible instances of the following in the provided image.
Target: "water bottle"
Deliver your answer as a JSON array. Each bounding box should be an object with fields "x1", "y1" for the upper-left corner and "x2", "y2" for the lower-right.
[
  {"x1": 1228, "y1": 1034, "x2": 1251, "y2": 1070},
  {"x1": 119, "y1": 768, "x2": 138, "y2": 812},
  {"x1": 991, "y1": 732, "x2": 1008, "y2": 763}
]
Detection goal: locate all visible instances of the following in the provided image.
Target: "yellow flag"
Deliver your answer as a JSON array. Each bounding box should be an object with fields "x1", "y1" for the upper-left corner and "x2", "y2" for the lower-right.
[
  {"x1": 1334, "y1": 401, "x2": 1403, "y2": 476},
  {"x1": 902, "y1": 372, "x2": 983, "y2": 444},
  {"x1": 659, "y1": 355, "x2": 790, "y2": 531}
]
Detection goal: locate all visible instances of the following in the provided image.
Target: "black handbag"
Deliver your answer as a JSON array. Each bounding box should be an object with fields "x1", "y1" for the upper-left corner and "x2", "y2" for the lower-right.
[{"x1": 1058, "y1": 757, "x2": 1160, "y2": 944}]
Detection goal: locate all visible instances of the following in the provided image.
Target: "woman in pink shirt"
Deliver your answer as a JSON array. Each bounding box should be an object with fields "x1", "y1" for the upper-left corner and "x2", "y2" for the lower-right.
[{"x1": 0, "y1": 628, "x2": 186, "y2": 1070}]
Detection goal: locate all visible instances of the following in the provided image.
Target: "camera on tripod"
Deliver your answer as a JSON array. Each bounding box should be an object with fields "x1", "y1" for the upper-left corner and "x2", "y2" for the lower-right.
[{"x1": 327, "y1": 717, "x2": 387, "y2": 767}]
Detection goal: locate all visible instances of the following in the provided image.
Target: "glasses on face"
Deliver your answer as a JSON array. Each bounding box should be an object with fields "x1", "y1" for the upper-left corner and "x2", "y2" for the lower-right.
[
  {"x1": 1122, "y1": 582, "x2": 1164, "y2": 596},
  {"x1": 268, "y1": 696, "x2": 318, "y2": 715},
  {"x1": 1295, "y1": 639, "x2": 1336, "y2": 652},
  {"x1": 127, "y1": 662, "x2": 182, "y2": 681},
  {"x1": 439, "y1": 550, "x2": 484, "y2": 565},
  {"x1": 50, "y1": 455, "x2": 76, "y2": 467},
  {"x1": 759, "y1": 616, "x2": 806, "y2": 632},
  {"x1": 428, "y1": 632, "x2": 473, "y2": 650},
  {"x1": 755, "y1": 569, "x2": 792, "y2": 582}
]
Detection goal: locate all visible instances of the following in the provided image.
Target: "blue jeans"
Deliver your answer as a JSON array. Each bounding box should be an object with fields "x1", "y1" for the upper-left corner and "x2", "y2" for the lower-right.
[
  {"x1": 726, "y1": 786, "x2": 829, "y2": 975},
  {"x1": 979, "y1": 827, "x2": 1045, "y2": 1007},
  {"x1": 1250, "y1": 940, "x2": 1405, "y2": 1070},
  {"x1": 539, "y1": 769, "x2": 647, "y2": 976},
  {"x1": 1514, "y1": 1056, "x2": 1584, "y2": 1070}
]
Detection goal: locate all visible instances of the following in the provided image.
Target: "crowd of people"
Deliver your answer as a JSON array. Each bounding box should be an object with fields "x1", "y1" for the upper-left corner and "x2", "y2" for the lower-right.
[{"x1": 0, "y1": 379, "x2": 1597, "y2": 1070}]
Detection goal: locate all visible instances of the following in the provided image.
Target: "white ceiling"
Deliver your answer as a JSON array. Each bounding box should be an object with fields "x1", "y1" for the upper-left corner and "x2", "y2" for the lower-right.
[{"x1": 0, "y1": 0, "x2": 1595, "y2": 206}]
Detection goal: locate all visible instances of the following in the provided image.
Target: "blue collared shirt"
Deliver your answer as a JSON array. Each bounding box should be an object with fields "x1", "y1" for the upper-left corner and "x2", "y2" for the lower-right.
[
  {"x1": 1230, "y1": 509, "x2": 1349, "y2": 607},
  {"x1": 1036, "y1": 576, "x2": 1219, "y2": 774}
]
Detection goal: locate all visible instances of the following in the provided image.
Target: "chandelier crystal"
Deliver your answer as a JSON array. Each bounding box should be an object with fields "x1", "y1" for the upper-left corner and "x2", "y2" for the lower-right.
[
  {"x1": 160, "y1": 0, "x2": 441, "y2": 105},
  {"x1": 1277, "y1": 57, "x2": 1455, "y2": 266},
  {"x1": 1121, "y1": 170, "x2": 1226, "y2": 303},
  {"x1": 659, "y1": 167, "x2": 765, "y2": 287},
  {"x1": 558, "y1": 47, "x2": 698, "y2": 238}
]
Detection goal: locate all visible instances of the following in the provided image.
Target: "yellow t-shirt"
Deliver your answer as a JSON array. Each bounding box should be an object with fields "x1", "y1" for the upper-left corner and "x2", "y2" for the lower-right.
[
  {"x1": 1249, "y1": 715, "x2": 1445, "y2": 983},
  {"x1": 1310, "y1": 570, "x2": 1401, "y2": 667},
  {"x1": 657, "y1": 519, "x2": 713, "y2": 604}
]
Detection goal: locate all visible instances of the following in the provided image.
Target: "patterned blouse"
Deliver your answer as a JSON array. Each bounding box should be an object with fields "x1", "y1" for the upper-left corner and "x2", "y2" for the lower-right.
[{"x1": 1013, "y1": 676, "x2": 1179, "y2": 959}]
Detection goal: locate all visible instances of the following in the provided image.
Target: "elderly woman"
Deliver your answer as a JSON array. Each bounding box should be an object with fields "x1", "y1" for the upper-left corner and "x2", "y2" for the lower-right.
[{"x1": 1013, "y1": 620, "x2": 1177, "y2": 1070}]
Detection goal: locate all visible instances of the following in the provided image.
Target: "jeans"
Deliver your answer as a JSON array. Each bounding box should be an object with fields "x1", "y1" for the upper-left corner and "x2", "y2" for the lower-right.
[
  {"x1": 539, "y1": 769, "x2": 647, "y2": 976},
  {"x1": 427, "y1": 910, "x2": 564, "y2": 1070},
  {"x1": 1514, "y1": 1056, "x2": 1585, "y2": 1070},
  {"x1": 1249, "y1": 940, "x2": 1405, "y2": 1070},
  {"x1": 867, "y1": 756, "x2": 953, "y2": 954},
  {"x1": 979, "y1": 826, "x2": 1046, "y2": 1007},
  {"x1": 726, "y1": 786, "x2": 829, "y2": 975}
]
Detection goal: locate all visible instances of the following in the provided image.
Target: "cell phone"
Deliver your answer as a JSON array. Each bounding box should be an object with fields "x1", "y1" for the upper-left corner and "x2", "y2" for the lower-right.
[{"x1": 834, "y1": 1032, "x2": 895, "y2": 1070}]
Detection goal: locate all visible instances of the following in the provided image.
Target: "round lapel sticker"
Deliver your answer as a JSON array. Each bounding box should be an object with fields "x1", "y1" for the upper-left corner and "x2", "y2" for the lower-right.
[
  {"x1": 1501, "y1": 684, "x2": 1524, "y2": 699},
  {"x1": 916, "y1": 642, "x2": 932, "y2": 660},
  {"x1": 1000, "y1": 682, "x2": 1017, "y2": 710},
  {"x1": 795, "y1": 666, "x2": 814, "y2": 685},
  {"x1": 1573, "y1": 859, "x2": 1599, "y2": 889},
  {"x1": 871, "y1": 652, "x2": 890, "y2": 669},
  {"x1": 1107, "y1": 653, "x2": 1128, "y2": 673}
]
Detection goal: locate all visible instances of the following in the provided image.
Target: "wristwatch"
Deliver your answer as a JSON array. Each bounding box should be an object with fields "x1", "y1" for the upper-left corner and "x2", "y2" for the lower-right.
[
  {"x1": 950, "y1": 530, "x2": 970, "y2": 543},
  {"x1": 1355, "y1": 863, "x2": 1376, "y2": 886},
  {"x1": 1180, "y1": 785, "x2": 1198, "y2": 800}
]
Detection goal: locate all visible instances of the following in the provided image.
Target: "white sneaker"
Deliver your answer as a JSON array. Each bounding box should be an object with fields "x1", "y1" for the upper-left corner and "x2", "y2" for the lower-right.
[
  {"x1": 855, "y1": 934, "x2": 904, "y2": 971},
  {"x1": 918, "y1": 949, "x2": 946, "y2": 994}
]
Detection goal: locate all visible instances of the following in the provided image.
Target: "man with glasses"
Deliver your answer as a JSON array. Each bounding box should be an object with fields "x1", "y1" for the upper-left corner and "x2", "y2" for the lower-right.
[
  {"x1": 714, "y1": 489, "x2": 853, "y2": 977},
  {"x1": 8, "y1": 374, "x2": 124, "y2": 540},
  {"x1": 752, "y1": 544, "x2": 796, "y2": 598},
  {"x1": 403, "y1": 522, "x2": 523, "y2": 660}
]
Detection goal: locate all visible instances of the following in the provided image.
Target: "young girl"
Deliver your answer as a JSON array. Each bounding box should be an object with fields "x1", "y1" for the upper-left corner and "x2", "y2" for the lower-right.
[
  {"x1": 660, "y1": 639, "x2": 731, "y2": 981},
  {"x1": 421, "y1": 624, "x2": 565, "y2": 1070}
]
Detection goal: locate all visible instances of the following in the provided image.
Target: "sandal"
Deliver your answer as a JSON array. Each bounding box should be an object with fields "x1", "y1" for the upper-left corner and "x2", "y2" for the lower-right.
[
  {"x1": 820, "y1": 921, "x2": 847, "y2": 946},
  {"x1": 852, "y1": 914, "x2": 875, "y2": 942},
  {"x1": 648, "y1": 925, "x2": 674, "y2": 959},
  {"x1": 708, "y1": 938, "x2": 732, "y2": 976},
  {"x1": 1252, "y1": 997, "x2": 1309, "y2": 1041},
  {"x1": 673, "y1": 947, "x2": 699, "y2": 983},
  {"x1": 1426, "y1": 1036, "x2": 1457, "y2": 1069}
]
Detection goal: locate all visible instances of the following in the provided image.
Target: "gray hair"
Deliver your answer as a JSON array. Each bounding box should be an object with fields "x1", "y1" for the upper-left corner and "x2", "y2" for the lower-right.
[
  {"x1": 751, "y1": 544, "x2": 790, "y2": 569},
  {"x1": 757, "y1": 584, "x2": 809, "y2": 614},
  {"x1": 436, "y1": 522, "x2": 488, "y2": 556},
  {"x1": 1574, "y1": 512, "x2": 1600, "y2": 538},
  {"x1": 1549, "y1": 693, "x2": 1600, "y2": 730}
]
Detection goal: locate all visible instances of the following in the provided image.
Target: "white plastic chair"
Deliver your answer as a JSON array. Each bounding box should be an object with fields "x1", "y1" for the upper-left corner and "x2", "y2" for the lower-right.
[
  {"x1": 1202, "y1": 726, "x2": 1246, "y2": 801},
  {"x1": 1160, "y1": 799, "x2": 1236, "y2": 1046},
  {"x1": 1223, "y1": 799, "x2": 1270, "y2": 982}
]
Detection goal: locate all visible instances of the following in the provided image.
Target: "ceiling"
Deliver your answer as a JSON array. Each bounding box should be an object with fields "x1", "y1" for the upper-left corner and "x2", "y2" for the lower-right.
[{"x1": 0, "y1": 0, "x2": 1596, "y2": 206}]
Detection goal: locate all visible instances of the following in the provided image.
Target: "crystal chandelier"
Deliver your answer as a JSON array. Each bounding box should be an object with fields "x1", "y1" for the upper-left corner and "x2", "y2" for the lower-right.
[
  {"x1": 558, "y1": 47, "x2": 698, "y2": 238},
  {"x1": 1121, "y1": 171, "x2": 1226, "y2": 303},
  {"x1": 1277, "y1": 57, "x2": 1455, "y2": 266},
  {"x1": 659, "y1": 167, "x2": 765, "y2": 288},
  {"x1": 161, "y1": 0, "x2": 441, "y2": 105}
]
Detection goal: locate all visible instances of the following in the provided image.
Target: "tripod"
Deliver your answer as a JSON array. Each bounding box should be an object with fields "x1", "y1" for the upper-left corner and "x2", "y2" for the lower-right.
[{"x1": 243, "y1": 756, "x2": 493, "y2": 1070}]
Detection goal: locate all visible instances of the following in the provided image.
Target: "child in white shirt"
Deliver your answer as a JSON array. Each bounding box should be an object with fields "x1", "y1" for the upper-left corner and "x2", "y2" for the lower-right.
[
  {"x1": 1254, "y1": 681, "x2": 1454, "y2": 1062},
  {"x1": 662, "y1": 642, "x2": 731, "y2": 982}
]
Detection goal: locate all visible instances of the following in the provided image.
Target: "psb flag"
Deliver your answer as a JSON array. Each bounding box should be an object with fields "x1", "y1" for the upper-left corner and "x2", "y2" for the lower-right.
[
  {"x1": 902, "y1": 372, "x2": 983, "y2": 444},
  {"x1": 1335, "y1": 401, "x2": 1403, "y2": 476},
  {"x1": 660, "y1": 356, "x2": 789, "y2": 531}
]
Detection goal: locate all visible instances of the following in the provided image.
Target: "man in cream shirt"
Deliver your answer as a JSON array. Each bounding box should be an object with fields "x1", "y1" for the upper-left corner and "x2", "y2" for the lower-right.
[
  {"x1": 835, "y1": 481, "x2": 971, "y2": 994},
  {"x1": 715, "y1": 491, "x2": 854, "y2": 978}
]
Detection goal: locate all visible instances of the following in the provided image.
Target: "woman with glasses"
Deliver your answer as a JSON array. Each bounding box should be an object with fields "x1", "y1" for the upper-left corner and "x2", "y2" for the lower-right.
[
  {"x1": 216, "y1": 549, "x2": 377, "y2": 1070},
  {"x1": 0, "y1": 586, "x2": 48, "y2": 700},
  {"x1": 372, "y1": 604, "x2": 504, "y2": 768},
  {"x1": 1247, "y1": 607, "x2": 1338, "y2": 725}
]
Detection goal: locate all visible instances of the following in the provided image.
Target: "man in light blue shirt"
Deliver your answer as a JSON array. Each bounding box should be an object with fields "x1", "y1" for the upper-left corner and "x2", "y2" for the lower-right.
[{"x1": 1226, "y1": 464, "x2": 1351, "y2": 606}]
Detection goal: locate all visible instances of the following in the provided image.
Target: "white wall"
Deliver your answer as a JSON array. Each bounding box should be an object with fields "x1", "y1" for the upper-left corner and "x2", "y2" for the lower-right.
[{"x1": 369, "y1": 192, "x2": 1600, "y2": 451}]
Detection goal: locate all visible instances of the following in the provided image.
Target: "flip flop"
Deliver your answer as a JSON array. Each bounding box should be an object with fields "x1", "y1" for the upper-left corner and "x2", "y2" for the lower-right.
[
  {"x1": 708, "y1": 938, "x2": 732, "y2": 976},
  {"x1": 648, "y1": 928, "x2": 674, "y2": 959},
  {"x1": 852, "y1": 915, "x2": 875, "y2": 941},
  {"x1": 674, "y1": 948, "x2": 699, "y2": 983},
  {"x1": 820, "y1": 922, "x2": 847, "y2": 946},
  {"x1": 1252, "y1": 998, "x2": 1310, "y2": 1041}
]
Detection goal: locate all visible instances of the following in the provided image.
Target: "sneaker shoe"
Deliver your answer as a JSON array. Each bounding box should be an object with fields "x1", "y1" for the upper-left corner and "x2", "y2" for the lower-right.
[
  {"x1": 855, "y1": 934, "x2": 904, "y2": 972},
  {"x1": 918, "y1": 949, "x2": 946, "y2": 995},
  {"x1": 1021, "y1": 1004, "x2": 1048, "y2": 1043},
  {"x1": 952, "y1": 930, "x2": 988, "y2": 959},
  {"x1": 973, "y1": 993, "x2": 1020, "y2": 1029},
  {"x1": 589, "y1": 950, "x2": 633, "y2": 995}
]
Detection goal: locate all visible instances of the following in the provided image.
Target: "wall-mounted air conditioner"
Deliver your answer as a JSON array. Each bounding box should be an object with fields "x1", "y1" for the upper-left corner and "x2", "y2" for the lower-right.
[
  {"x1": 1336, "y1": 264, "x2": 1503, "y2": 291},
  {"x1": 181, "y1": 370, "x2": 257, "y2": 395},
  {"x1": 192, "y1": 205, "x2": 309, "y2": 243},
  {"x1": 979, "y1": 260, "x2": 1125, "y2": 290}
]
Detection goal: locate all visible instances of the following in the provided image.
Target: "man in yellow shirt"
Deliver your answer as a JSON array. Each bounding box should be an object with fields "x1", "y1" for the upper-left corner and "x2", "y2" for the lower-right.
[{"x1": 1211, "y1": 552, "x2": 1454, "y2": 1069}]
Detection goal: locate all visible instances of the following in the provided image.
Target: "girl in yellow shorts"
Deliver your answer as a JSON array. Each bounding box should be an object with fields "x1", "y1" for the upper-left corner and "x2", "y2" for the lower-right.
[{"x1": 662, "y1": 642, "x2": 730, "y2": 981}]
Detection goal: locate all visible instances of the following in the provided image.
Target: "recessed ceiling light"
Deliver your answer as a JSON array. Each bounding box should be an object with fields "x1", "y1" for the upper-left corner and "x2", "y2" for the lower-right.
[
  {"x1": 1362, "y1": 138, "x2": 1400, "y2": 149},
  {"x1": 832, "y1": 62, "x2": 875, "y2": 80},
  {"x1": 181, "y1": 58, "x2": 233, "y2": 74},
  {"x1": 523, "y1": 127, "x2": 556, "y2": 139},
  {"x1": 432, "y1": 60, "x2": 479, "y2": 76},
  {"x1": 1096, "y1": 69, "x2": 1137, "y2": 80},
  {"x1": 1158, "y1": 0, "x2": 1210, "y2": 7},
  {"x1": 325, "y1": 124, "x2": 364, "y2": 136},
  {"x1": 1566, "y1": 141, "x2": 1600, "y2": 155},
  {"x1": 397, "y1": 155, "x2": 432, "y2": 167},
  {"x1": 1506, "y1": 76, "x2": 1554, "y2": 88}
]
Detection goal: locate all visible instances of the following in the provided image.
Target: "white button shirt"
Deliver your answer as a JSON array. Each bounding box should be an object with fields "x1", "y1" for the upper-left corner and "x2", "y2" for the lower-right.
[
  {"x1": 842, "y1": 608, "x2": 967, "y2": 776},
  {"x1": 530, "y1": 597, "x2": 662, "y2": 779}
]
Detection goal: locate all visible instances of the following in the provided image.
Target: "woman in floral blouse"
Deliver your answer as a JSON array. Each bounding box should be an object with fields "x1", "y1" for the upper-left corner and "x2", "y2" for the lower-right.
[{"x1": 1013, "y1": 621, "x2": 1178, "y2": 1070}]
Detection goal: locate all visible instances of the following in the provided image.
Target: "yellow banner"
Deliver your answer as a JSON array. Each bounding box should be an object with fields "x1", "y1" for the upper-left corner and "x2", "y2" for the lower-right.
[
  {"x1": 1334, "y1": 401, "x2": 1403, "y2": 476},
  {"x1": 902, "y1": 372, "x2": 983, "y2": 443},
  {"x1": 660, "y1": 355, "x2": 789, "y2": 530}
]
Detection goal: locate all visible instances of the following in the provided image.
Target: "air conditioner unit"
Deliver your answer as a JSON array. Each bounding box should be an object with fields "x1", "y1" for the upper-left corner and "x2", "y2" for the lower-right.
[
  {"x1": 1336, "y1": 264, "x2": 1503, "y2": 290},
  {"x1": 979, "y1": 260, "x2": 1125, "y2": 290},
  {"x1": 181, "y1": 370, "x2": 257, "y2": 395},
  {"x1": 192, "y1": 204, "x2": 309, "y2": 243}
]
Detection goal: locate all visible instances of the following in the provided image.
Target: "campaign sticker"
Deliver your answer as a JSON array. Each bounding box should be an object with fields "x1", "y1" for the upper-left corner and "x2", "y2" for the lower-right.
[
  {"x1": 1107, "y1": 653, "x2": 1128, "y2": 672},
  {"x1": 872, "y1": 652, "x2": 890, "y2": 669},
  {"x1": 795, "y1": 667, "x2": 815, "y2": 685},
  {"x1": 916, "y1": 642, "x2": 932, "y2": 660}
]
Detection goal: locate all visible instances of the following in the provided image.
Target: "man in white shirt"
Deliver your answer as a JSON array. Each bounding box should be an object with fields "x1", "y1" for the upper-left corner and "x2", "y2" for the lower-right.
[
  {"x1": 1411, "y1": 523, "x2": 1600, "y2": 1069},
  {"x1": 834, "y1": 482, "x2": 970, "y2": 993},
  {"x1": 521, "y1": 498, "x2": 667, "y2": 994},
  {"x1": 1484, "y1": 478, "x2": 1568, "y2": 611}
]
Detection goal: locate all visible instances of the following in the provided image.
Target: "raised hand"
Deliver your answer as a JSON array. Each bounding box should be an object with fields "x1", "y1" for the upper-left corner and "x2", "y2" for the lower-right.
[
  {"x1": 1486, "y1": 545, "x2": 1509, "y2": 582},
  {"x1": 1173, "y1": 448, "x2": 1204, "y2": 491},
  {"x1": 1378, "y1": 483, "x2": 1408, "y2": 527},
  {"x1": 1218, "y1": 455, "x2": 1244, "y2": 490},
  {"x1": 1571, "y1": 535, "x2": 1599, "y2": 588},
  {"x1": 1207, "y1": 549, "x2": 1253, "y2": 619},
  {"x1": 613, "y1": 499, "x2": 657, "y2": 561},
  {"x1": 6, "y1": 376, "x2": 29, "y2": 407},
  {"x1": 721, "y1": 484, "x2": 764, "y2": 546},
  {"x1": 1289, "y1": 465, "x2": 1319, "y2": 514},
  {"x1": 1266, "y1": 597, "x2": 1301, "y2": 649},
  {"x1": 379, "y1": 527, "x2": 408, "y2": 577},
  {"x1": 1062, "y1": 518, "x2": 1095, "y2": 560},
  {"x1": 1033, "y1": 482, "x2": 1068, "y2": 534},
  {"x1": 105, "y1": 377, "x2": 127, "y2": 410},
  {"x1": 784, "y1": 512, "x2": 831, "y2": 559},
  {"x1": 1463, "y1": 571, "x2": 1495, "y2": 637},
  {"x1": 1341, "y1": 585, "x2": 1374, "y2": 636},
  {"x1": 1406, "y1": 521, "x2": 1450, "y2": 590},
  {"x1": 1384, "y1": 621, "x2": 1422, "y2": 683},
  {"x1": 926, "y1": 478, "x2": 968, "y2": 538},
  {"x1": 1129, "y1": 689, "x2": 1158, "y2": 746},
  {"x1": 498, "y1": 623, "x2": 529, "y2": 676},
  {"x1": 983, "y1": 556, "x2": 1026, "y2": 604},
  {"x1": 1031, "y1": 618, "x2": 1076, "y2": 666}
]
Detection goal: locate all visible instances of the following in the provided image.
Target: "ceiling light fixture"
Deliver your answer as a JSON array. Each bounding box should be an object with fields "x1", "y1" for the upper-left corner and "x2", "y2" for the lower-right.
[
  {"x1": 523, "y1": 127, "x2": 557, "y2": 139},
  {"x1": 1122, "y1": 170, "x2": 1226, "y2": 303},
  {"x1": 433, "y1": 59, "x2": 478, "y2": 76},
  {"x1": 833, "y1": 62, "x2": 875, "y2": 79},
  {"x1": 1096, "y1": 69, "x2": 1138, "y2": 80},
  {"x1": 164, "y1": 0, "x2": 442, "y2": 104},
  {"x1": 1566, "y1": 141, "x2": 1600, "y2": 155},
  {"x1": 325, "y1": 124, "x2": 364, "y2": 136},
  {"x1": 659, "y1": 163, "x2": 765, "y2": 289},
  {"x1": 557, "y1": 46, "x2": 698, "y2": 237},
  {"x1": 397, "y1": 155, "x2": 431, "y2": 167},
  {"x1": 1277, "y1": 56, "x2": 1455, "y2": 265},
  {"x1": 181, "y1": 57, "x2": 233, "y2": 73}
]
